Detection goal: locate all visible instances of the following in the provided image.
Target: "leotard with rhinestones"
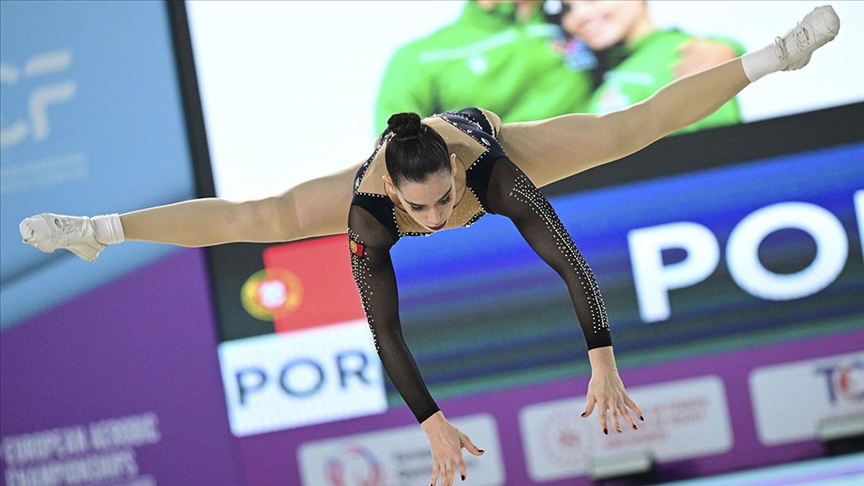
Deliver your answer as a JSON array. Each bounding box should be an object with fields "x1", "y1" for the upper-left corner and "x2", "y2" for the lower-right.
[{"x1": 348, "y1": 107, "x2": 612, "y2": 423}]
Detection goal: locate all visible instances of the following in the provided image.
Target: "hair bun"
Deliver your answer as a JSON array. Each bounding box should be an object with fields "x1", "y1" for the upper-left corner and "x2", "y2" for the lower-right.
[{"x1": 387, "y1": 112, "x2": 422, "y2": 139}]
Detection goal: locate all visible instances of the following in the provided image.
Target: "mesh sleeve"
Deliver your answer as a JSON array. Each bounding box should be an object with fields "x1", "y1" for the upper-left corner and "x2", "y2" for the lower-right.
[
  {"x1": 486, "y1": 158, "x2": 613, "y2": 350},
  {"x1": 347, "y1": 205, "x2": 440, "y2": 423}
]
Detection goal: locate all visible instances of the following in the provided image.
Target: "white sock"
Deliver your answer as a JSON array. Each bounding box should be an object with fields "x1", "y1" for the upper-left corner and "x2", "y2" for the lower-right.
[
  {"x1": 741, "y1": 43, "x2": 784, "y2": 82},
  {"x1": 92, "y1": 214, "x2": 125, "y2": 245}
]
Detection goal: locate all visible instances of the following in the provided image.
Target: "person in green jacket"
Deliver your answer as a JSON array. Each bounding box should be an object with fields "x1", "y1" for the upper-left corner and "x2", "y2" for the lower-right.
[
  {"x1": 374, "y1": 1, "x2": 592, "y2": 134},
  {"x1": 375, "y1": 1, "x2": 740, "y2": 135},
  {"x1": 559, "y1": 0, "x2": 744, "y2": 133}
]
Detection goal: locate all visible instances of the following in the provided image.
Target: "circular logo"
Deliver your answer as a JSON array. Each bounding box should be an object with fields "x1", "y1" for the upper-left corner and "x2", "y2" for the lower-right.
[
  {"x1": 837, "y1": 362, "x2": 864, "y2": 403},
  {"x1": 240, "y1": 269, "x2": 303, "y2": 321},
  {"x1": 540, "y1": 409, "x2": 586, "y2": 468},
  {"x1": 325, "y1": 444, "x2": 382, "y2": 486}
]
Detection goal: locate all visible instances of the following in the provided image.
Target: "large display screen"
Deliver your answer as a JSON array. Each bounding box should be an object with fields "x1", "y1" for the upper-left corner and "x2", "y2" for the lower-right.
[
  {"x1": 184, "y1": 0, "x2": 864, "y2": 437},
  {"x1": 187, "y1": 0, "x2": 863, "y2": 201}
]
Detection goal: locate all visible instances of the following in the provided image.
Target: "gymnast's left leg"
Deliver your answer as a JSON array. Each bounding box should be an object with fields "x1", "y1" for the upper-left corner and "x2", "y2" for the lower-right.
[
  {"x1": 19, "y1": 160, "x2": 362, "y2": 262},
  {"x1": 499, "y1": 5, "x2": 841, "y2": 188}
]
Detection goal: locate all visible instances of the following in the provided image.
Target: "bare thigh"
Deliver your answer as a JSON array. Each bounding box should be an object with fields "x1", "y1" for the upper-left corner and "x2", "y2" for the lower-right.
[
  {"x1": 279, "y1": 161, "x2": 363, "y2": 240},
  {"x1": 498, "y1": 59, "x2": 748, "y2": 188}
]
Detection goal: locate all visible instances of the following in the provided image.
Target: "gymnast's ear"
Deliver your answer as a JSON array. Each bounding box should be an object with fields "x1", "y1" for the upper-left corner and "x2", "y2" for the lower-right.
[{"x1": 383, "y1": 174, "x2": 397, "y2": 196}]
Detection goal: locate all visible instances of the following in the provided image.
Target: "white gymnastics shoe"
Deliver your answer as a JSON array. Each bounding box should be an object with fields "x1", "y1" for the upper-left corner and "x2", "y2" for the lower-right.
[
  {"x1": 775, "y1": 5, "x2": 840, "y2": 71},
  {"x1": 20, "y1": 213, "x2": 105, "y2": 262}
]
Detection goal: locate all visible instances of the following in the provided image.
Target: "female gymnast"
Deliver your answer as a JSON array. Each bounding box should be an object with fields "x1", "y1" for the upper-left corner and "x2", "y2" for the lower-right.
[{"x1": 19, "y1": 6, "x2": 840, "y2": 486}]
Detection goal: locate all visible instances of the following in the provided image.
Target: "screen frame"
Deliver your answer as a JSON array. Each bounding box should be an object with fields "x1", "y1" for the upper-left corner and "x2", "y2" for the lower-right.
[
  {"x1": 169, "y1": 0, "x2": 864, "y2": 408},
  {"x1": 167, "y1": 0, "x2": 864, "y2": 343}
]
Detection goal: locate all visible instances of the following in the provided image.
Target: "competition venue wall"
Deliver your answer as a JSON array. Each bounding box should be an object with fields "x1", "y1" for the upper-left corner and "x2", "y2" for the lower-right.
[
  {"x1": 1, "y1": 1, "x2": 862, "y2": 486},
  {"x1": 0, "y1": 2, "x2": 241, "y2": 485}
]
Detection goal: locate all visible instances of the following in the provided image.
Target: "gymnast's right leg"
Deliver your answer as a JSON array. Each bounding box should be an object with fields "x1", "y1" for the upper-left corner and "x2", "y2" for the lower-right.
[
  {"x1": 500, "y1": 5, "x2": 841, "y2": 188},
  {"x1": 19, "y1": 162, "x2": 362, "y2": 262}
]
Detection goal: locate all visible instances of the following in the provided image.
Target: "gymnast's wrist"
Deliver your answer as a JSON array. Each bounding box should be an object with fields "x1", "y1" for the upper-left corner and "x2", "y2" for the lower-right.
[
  {"x1": 588, "y1": 345, "x2": 618, "y2": 373},
  {"x1": 420, "y1": 410, "x2": 447, "y2": 431}
]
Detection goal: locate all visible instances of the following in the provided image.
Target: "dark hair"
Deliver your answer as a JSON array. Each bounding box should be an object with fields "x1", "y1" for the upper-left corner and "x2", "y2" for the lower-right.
[{"x1": 385, "y1": 112, "x2": 450, "y2": 187}]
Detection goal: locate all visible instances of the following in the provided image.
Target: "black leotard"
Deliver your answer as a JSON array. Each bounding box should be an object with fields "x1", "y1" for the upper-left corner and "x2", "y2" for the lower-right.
[{"x1": 348, "y1": 107, "x2": 611, "y2": 423}]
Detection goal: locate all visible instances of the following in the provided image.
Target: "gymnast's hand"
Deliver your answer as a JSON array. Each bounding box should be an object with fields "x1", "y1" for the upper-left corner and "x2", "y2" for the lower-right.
[
  {"x1": 421, "y1": 411, "x2": 485, "y2": 486},
  {"x1": 582, "y1": 346, "x2": 643, "y2": 434}
]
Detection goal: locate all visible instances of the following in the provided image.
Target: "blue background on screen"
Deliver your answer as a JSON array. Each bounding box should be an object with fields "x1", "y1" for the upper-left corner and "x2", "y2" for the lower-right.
[
  {"x1": 389, "y1": 143, "x2": 863, "y2": 369},
  {"x1": 0, "y1": 1, "x2": 197, "y2": 329}
]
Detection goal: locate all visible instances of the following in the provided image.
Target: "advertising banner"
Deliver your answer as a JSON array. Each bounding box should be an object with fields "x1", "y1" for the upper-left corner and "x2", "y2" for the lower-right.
[
  {"x1": 219, "y1": 321, "x2": 386, "y2": 436},
  {"x1": 231, "y1": 330, "x2": 864, "y2": 485},
  {"x1": 750, "y1": 351, "x2": 864, "y2": 446},
  {"x1": 298, "y1": 414, "x2": 505, "y2": 486},
  {"x1": 218, "y1": 236, "x2": 387, "y2": 436},
  {"x1": 0, "y1": 251, "x2": 241, "y2": 485},
  {"x1": 519, "y1": 376, "x2": 733, "y2": 482}
]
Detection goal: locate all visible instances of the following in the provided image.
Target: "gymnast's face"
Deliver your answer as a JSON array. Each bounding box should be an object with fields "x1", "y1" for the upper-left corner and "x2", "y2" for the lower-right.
[
  {"x1": 387, "y1": 155, "x2": 458, "y2": 232},
  {"x1": 561, "y1": 0, "x2": 652, "y2": 50}
]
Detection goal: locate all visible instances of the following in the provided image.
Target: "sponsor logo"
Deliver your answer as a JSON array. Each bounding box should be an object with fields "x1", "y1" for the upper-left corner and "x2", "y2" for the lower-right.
[
  {"x1": 520, "y1": 376, "x2": 732, "y2": 482},
  {"x1": 325, "y1": 444, "x2": 382, "y2": 486},
  {"x1": 750, "y1": 352, "x2": 864, "y2": 445},
  {"x1": 538, "y1": 409, "x2": 587, "y2": 471},
  {"x1": 1, "y1": 50, "x2": 76, "y2": 148},
  {"x1": 1, "y1": 48, "x2": 89, "y2": 196},
  {"x1": 299, "y1": 414, "x2": 505, "y2": 486},
  {"x1": 816, "y1": 360, "x2": 864, "y2": 405}
]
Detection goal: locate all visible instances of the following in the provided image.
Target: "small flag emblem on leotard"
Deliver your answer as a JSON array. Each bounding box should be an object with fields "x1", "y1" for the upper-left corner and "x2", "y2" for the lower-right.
[{"x1": 349, "y1": 238, "x2": 365, "y2": 257}]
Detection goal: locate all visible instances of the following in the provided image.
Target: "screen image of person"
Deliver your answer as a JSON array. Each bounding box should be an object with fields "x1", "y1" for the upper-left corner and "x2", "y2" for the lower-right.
[
  {"x1": 556, "y1": 0, "x2": 743, "y2": 133},
  {"x1": 375, "y1": 0, "x2": 740, "y2": 135}
]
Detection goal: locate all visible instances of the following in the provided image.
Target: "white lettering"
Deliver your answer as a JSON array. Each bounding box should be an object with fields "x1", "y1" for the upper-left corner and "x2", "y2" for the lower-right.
[
  {"x1": 0, "y1": 63, "x2": 28, "y2": 147},
  {"x1": 88, "y1": 413, "x2": 160, "y2": 450},
  {"x1": 5, "y1": 450, "x2": 137, "y2": 486},
  {"x1": 628, "y1": 222, "x2": 719, "y2": 323},
  {"x1": 726, "y1": 202, "x2": 848, "y2": 300},
  {"x1": 28, "y1": 83, "x2": 76, "y2": 142},
  {"x1": 24, "y1": 50, "x2": 71, "y2": 77},
  {"x1": 0, "y1": 49, "x2": 75, "y2": 148}
]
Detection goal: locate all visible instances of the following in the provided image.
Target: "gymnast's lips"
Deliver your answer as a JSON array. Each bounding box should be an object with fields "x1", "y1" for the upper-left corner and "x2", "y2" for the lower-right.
[{"x1": 428, "y1": 222, "x2": 446, "y2": 231}]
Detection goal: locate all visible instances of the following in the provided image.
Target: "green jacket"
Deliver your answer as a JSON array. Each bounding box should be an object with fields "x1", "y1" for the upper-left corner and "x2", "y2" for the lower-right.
[
  {"x1": 581, "y1": 29, "x2": 743, "y2": 134},
  {"x1": 374, "y1": 1, "x2": 591, "y2": 133}
]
